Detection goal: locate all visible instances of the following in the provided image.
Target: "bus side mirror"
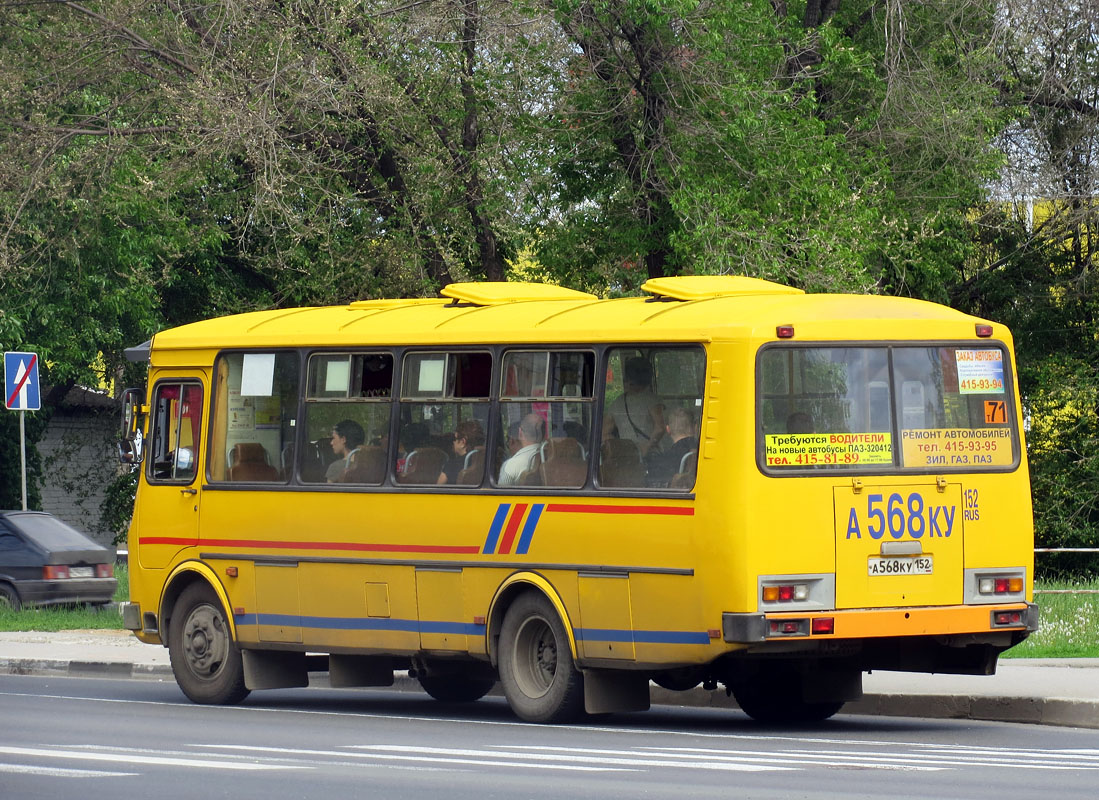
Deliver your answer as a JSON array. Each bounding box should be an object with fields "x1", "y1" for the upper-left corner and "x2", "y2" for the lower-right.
[{"x1": 119, "y1": 388, "x2": 145, "y2": 465}]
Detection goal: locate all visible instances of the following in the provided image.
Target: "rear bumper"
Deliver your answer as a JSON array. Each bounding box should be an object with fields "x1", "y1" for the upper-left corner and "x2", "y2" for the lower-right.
[
  {"x1": 724, "y1": 602, "x2": 1039, "y2": 644},
  {"x1": 15, "y1": 577, "x2": 117, "y2": 607}
]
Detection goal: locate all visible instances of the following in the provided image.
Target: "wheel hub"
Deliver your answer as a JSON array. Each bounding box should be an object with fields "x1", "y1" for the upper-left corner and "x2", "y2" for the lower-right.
[{"x1": 183, "y1": 604, "x2": 227, "y2": 676}]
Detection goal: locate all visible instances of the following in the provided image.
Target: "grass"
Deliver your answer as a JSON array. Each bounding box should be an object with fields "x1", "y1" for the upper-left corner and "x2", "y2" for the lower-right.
[
  {"x1": 0, "y1": 570, "x2": 1096, "y2": 657},
  {"x1": 1003, "y1": 578, "x2": 1099, "y2": 658}
]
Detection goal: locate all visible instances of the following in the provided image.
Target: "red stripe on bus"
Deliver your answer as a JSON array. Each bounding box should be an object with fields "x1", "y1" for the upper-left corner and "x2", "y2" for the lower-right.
[
  {"x1": 544, "y1": 504, "x2": 694, "y2": 516},
  {"x1": 139, "y1": 536, "x2": 480, "y2": 554},
  {"x1": 497, "y1": 503, "x2": 528, "y2": 555}
]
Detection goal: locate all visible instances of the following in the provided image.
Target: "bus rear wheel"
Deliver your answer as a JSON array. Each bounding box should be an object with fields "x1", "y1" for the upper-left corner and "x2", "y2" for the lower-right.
[
  {"x1": 168, "y1": 582, "x2": 250, "y2": 705},
  {"x1": 498, "y1": 592, "x2": 584, "y2": 723},
  {"x1": 730, "y1": 674, "x2": 844, "y2": 724}
]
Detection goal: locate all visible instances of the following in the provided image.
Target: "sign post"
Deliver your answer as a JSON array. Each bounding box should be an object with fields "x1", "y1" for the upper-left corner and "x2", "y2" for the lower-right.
[{"x1": 4, "y1": 351, "x2": 41, "y2": 511}]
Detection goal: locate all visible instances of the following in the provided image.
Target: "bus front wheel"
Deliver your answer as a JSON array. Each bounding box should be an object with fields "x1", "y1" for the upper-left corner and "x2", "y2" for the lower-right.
[
  {"x1": 168, "y1": 582, "x2": 250, "y2": 705},
  {"x1": 417, "y1": 672, "x2": 496, "y2": 703},
  {"x1": 498, "y1": 592, "x2": 584, "y2": 723}
]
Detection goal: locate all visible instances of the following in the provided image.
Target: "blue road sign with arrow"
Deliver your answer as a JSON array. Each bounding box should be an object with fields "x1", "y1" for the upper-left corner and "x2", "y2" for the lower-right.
[{"x1": 5, "y1": 351, "x2": 41, "y2": 411}]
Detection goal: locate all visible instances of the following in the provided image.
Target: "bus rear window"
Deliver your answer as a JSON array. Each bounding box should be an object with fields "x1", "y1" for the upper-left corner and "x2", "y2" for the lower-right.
[{"x1": 759, "y1": 345, "x2": 1017, "y2": 472}]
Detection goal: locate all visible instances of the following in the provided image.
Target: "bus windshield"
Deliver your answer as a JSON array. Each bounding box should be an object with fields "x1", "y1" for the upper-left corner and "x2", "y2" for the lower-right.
[{"x1": 759, "y1": 344, "x2": 1017, "y2": 472}]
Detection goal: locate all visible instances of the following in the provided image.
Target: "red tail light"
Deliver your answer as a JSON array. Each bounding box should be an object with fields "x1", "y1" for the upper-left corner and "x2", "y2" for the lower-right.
[
  {"x1": 43, "y1": 565, "x2": 70, "y2": 580},
  {"x1": 96, "y1": 563, "x2": 114, "y2": 578}
]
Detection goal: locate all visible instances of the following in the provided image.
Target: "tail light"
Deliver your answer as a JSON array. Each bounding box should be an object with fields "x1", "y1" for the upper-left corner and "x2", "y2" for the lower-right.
[
  {"x1": 979, "y1": 576, "x2": 1024, "y2": 595},
  {"x1": 762, "y1": 583, "x2": 809, "y2": 603},
  {"x1": 96, "y1": 563, "x2": 114, "y2": 578},
  {"x1": 43, "y1": 565, "x2": 70, "y2": 580}
]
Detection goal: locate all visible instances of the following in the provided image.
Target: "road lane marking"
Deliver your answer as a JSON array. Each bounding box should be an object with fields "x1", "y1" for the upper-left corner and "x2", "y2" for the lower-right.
[
  {"x1": 0, "y1": 763, "x2": 137, "y2": 778},
  {"x1": 195, "y1": 743, "x2": 636, "y2": 772},
  {"x1": 0, "y1": 745, "x2": 304, "y2": 771},
  {"x1": 357, "y1": 743, "x2": 790, "y2": 772}
]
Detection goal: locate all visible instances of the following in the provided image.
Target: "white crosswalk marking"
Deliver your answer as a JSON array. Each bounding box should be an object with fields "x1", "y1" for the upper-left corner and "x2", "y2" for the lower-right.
[
  {"x1": 357, "y1": 744, "x2": 790, "y2": 772},
  {"x1": 199, "y1": 742, "x2": 637, "y2": 772},
  {"x1": 0, "y1": 763, "x2": 137, "y2": 778},
  {"x1": 0, "y1": 745, "x2": 304, "y2": 772}
]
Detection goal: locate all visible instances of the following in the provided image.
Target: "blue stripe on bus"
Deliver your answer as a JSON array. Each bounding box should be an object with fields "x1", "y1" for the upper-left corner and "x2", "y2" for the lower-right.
[
  {"x1": 482, "y1": 504, "x2": 511, "y2": 554},
  {"x1": 515, "y1": 503, "x2": 544, "y2": 555},
  {"x1": 234, "y1": 614, "x2": 485, "y2": 636},
  {"x1": 576, "y1": 628, "x2": 711, "y2": 645}
]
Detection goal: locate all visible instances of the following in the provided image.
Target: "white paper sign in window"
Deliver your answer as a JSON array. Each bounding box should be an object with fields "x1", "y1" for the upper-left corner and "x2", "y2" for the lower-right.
[
  {"x1": 241, "y1": 353, "x2": 276, "y2": 397},
  {"x1": 418, "y1": 357, "x2": 446, "y2": 394},
  {"x1": 324, "y1": 359, "x2": 350, "y2": 394}
]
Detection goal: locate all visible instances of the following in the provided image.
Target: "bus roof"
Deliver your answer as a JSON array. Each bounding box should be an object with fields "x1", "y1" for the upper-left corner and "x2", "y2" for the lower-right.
[{"x1": 148, "y1": 276, "x2": 1001, "y2": 355}]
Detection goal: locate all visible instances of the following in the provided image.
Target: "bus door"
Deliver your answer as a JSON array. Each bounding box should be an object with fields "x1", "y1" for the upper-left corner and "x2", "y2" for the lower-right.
[
  {"x1": 833, "y1": 481, "x2": 964, "y2": 609},
  {"x1": 138, "y1": 373, "x2": 208, "y2": 570}
]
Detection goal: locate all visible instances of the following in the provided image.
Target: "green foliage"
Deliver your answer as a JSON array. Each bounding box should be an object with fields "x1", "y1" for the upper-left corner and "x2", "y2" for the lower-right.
[{"x1": 100, "y1": 467, "x2": 138, "y2": 546}]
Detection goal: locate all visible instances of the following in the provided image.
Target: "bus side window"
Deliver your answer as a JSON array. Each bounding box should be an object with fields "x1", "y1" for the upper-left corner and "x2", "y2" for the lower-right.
[
  {"x1": 302, "y1": 353, "x2": 393, "y2": 485},
  {"x1": 209, "y1": 352, "x2": 299, "y2": 484},
  {"x1": 495, "y1": 350, "x2": 594, "y2": 489},
  {"x1": 600, "y1": 347, "x2": 704, "y2": 491},
  {"x1": 148, "y1": 381, "x2": 203, "y2": 483}
]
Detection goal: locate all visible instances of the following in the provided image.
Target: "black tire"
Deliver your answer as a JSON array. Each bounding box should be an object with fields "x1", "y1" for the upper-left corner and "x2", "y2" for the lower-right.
[
  {"x1": 168, "y1": 582, "x2": 250, "y2": 705},
  {"x1": 652, "y1": 666, "x2": 705, "y2": 692},
  {"x1": 731, "y1": 677, "x2": 844, "y2": 724},
  {"x1": 417, "y1": 671, "x2": 497, "y2": 703},
  {"x1": 0, "y1": 583, "x2": 21, "y2": 611},
  {"x1": 498, "y1": 592, "x2": 584, "y2": 723}
]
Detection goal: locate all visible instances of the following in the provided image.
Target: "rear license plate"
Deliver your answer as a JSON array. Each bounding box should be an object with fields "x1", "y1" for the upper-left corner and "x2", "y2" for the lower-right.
[
  {"x1": 867, "y1": 556, "x2": 933, "y2": 576},
  {"x1": 69, "y1": 566, "x2": 94, "y2": 578}
]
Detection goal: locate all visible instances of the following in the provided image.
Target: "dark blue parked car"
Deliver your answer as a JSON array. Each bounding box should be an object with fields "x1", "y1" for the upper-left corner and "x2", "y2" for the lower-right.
[{"x1": 0, "y1": 511, "x2": 117, "y2": 610}]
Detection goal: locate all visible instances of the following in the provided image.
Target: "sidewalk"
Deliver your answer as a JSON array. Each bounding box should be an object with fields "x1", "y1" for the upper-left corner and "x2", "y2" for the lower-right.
[{"x1": 1, "y1": 630, "x2": 1096, "y2": 729}]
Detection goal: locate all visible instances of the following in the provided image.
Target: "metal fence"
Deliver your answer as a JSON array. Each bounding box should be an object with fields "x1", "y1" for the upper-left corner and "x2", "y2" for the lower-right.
[{"x1": 1033, "y1": 548, "x2": 1099, "y2": 594}]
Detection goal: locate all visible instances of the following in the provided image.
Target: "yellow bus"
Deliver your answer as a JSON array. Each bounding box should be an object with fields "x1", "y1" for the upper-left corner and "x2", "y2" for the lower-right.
[{"x1": 118, "y1": 276, "x2": 1036, "y2": 723}]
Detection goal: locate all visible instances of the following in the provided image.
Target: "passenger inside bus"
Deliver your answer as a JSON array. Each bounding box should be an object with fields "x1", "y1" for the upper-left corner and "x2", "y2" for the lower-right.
[
  {"x1": 447, "y1": 420, "x2": 485, "y2": 484},
  {"x1": 498, "y1": 413, "x2": 545, "y2": 485},
  {"x1": 326, "y1": 419, "x2": 365, "y2": 482},
  {"x1": 603, "y1": 357, "x2": 666, "y2": 455},
  {"x1": 647, "y1": 406, "x2": 698, "y2": 487}
]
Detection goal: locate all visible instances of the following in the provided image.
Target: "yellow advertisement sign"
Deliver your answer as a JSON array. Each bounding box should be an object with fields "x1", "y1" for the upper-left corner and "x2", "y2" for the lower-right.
[
  {"x1": 765, "y1": 432, "x2": 893, "y2": 467},
  {"x1": 900, "y1": 428, "x2": 1013, "y2": 468}
]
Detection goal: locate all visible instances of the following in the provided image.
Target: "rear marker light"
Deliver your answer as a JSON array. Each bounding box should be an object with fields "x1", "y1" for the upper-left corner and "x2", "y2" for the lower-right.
[
  {"x1": 776, "y1": 325, "x2": 795, "y2": 339},
  {"x1": 979, "y1": 576, "x2": 1024, "y2": 595},
  {"x1": 764, "y1": 584, "x2": 809, "y2": 603},
  {"x1": 975, "y1": 323, "x2": 993, "y2": 337},
  {"x1": 767, "y1": 619, "x2": 808, "y2": 637}
]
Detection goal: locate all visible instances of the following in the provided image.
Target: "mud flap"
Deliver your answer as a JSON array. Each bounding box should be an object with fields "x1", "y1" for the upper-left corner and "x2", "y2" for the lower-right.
[{"x1": 582, "y1": 669, "x2": 650, "y2": 714}]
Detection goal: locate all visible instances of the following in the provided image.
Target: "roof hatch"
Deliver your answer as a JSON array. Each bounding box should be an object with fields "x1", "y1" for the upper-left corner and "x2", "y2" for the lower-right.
[
  {"x1": 641, "y1": 275, "x2": 804, "y2": 301},
  {"x1": 440, "y1": 282, "x2": 598, "y2": 306}
]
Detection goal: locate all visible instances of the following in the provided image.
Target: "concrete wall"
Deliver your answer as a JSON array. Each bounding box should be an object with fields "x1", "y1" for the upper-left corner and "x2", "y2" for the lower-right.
[{"x1": 37, "y1": 406, "x2": 123, "y2": 547}]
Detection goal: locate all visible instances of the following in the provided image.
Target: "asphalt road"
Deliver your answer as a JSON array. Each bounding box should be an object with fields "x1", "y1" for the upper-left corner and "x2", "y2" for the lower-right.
[{"x1": 2, "y1": 674, "x2": 1098, "y2": 800}]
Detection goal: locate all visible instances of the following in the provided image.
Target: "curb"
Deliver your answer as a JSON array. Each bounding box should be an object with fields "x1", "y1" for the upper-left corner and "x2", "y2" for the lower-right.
[{"x1": 3, "y1": 658, "x2": 1096, "y2": 730}]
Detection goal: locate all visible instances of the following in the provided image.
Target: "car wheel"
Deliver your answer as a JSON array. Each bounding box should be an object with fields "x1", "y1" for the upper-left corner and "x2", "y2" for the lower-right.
[
  {"x1": 0, "y1": 583, "x2": 21, "y2": 611},
  {"x1": 168, "y1": 582, "x2": 250, "y2": 705}
]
